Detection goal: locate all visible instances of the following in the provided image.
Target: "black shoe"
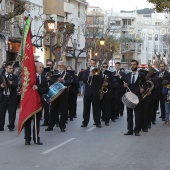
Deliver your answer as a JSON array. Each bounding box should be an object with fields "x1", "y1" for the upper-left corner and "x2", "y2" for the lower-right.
[
  {"x1": 41, "y1": 123, "x2": 48, "y2": 126},
  {"x1": 105, "y1": 123, "x2": 109, "y2": 126},
  {"x1": 66, "y1": 121, "x2": 68, "y2": 124},
  {"x1": 34, "y1": 141, "x2": 43, "y2": 145},
  {"x1": 61, "y1": 129, "x2": 65, "y2": 132},
  {"x1": 9, "y1": 128, "x2": 14, "y2": 132},
  {"x1": 147, "y1": 125, "x2": 151, "y2": 129},
  {"x1": 135, "y1": 132, "x2": 139, "y2": 136},
  {"x1": 25, "y1": 141, "x2": 30, "y2": 145},
  {"x1": 81, "y1": 124, "x2": 87, "y2": 127},
  {"x1": 93, "y1": 123, "x2": 96, "y2": 125},
  {"x1": 111, "y1": 119, "x2": 116, "y2": 122},
  {"x1": 152, "y1": 122, "x2": 156, "y2": 125},
  {"x1": 124, "y1": 131, "x2": 133, "y2": 135},
  {"x1": 115, "y1": 117, "x2": 119, "y2": 119},
  {"x1": 0, "y1": 128, "x2": 4, "y2": 131},
  {"x1": 142, "y1": 128, "x2": 148, "y2": 132},
  {"x1": 45, "y1": 127, "x2": 53, "y2": 131},
  {"x1": 96, "y1": 124, "x2": 102, "y2": 128},
  {"x1": 70, "y1": 118, "x2": 73, "y2": 121}
]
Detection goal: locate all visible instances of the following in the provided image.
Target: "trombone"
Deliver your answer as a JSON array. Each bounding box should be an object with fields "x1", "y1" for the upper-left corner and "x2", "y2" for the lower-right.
[{"x1": 87, "y1": 67, "x2": 100, "y2": 85}]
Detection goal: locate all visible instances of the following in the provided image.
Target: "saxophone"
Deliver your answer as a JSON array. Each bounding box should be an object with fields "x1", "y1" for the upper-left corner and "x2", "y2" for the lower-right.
[{"x1": 99, "y1": 75, "x2": 108, "y2": 100}]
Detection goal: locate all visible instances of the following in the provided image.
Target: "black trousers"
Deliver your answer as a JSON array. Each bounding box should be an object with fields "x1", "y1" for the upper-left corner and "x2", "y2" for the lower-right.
[
  {"x1": 101, "y1": 96, "x2": 112, "y2": 123},
  {"x1": 42, "y1": 99, "x2": 49, "y2": 124},
  {"x1": 68, "y1": 93, "x2": 77, "y2": 119},
  {"x1": 141, "y1": 100, "x2": 154, "y2": 129},
  {"x1": 0, "y1": 96, "x2": 17, "y2": 129},
  {"x1": 160, "y1": 95, "x2": 165, "y2": 118},
  {"x1": 110, "y1": 97, "x2": 117, "y2": 121},
  {"x1": 126, "y1": 102, "x2": 141, "y2": 132},
  {"x1": 24, "y1": 111, "x2": 42, "y2": 142},
  {"x1": 117, "y1": 92, "x2": 125, "y2": 116},
  {"x1": 48, "y1": 92, "x2": 68, "y2": 129},
  {"x1": 83, "y1": 95, "x2": 101, "y2": 125}
]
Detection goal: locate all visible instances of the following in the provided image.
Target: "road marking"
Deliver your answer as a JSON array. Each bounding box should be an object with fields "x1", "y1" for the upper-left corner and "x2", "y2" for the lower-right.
[
  {"x1": 86, "y1": 127, "x2": 96, "y2": 132},
  {"x1": 42, "y1": 138, "x2": 75, "y2": 154}
]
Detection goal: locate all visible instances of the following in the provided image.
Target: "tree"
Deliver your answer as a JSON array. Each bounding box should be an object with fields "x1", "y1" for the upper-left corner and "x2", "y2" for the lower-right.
[
  {"x1": 0, "y1": 0, "x2": 27, "y2": 32},
  {"x1": 147, "y1": 0, "x2": 170, "y2": 12}
]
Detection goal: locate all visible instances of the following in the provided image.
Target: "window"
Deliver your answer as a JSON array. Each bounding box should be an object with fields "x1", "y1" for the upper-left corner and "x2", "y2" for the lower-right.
[
  {"x1": 154, "y1": 45, "x2": 158, "y2": 52},
  {"x1": 148, "y1": 34, "x2": 152, "y2": 40},
  {"x1": 155, "y1": 34, "x2": 158, "y2": 41},
  {"x1": 78, "y1": 3, "x2": 80, "y2": 17},
  {"x1": 159, "y1": 45, "x2": 163, "y2": 52}
]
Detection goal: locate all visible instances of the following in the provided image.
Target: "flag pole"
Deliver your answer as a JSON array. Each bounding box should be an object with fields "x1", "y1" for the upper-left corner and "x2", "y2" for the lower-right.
[{"x1": 34, "y1": 114, "x2": 38, "y2": 144}]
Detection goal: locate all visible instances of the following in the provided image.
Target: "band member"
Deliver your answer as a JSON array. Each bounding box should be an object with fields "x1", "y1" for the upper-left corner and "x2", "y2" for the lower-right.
[
  {"x1": 81, "y1": 58, "x2": 103, "y2": 128},
  {"x1": 0, "y1": 62, "x2": 18, "y2": 131},
  {"x1": 41, "y1": 60, "x2": 55, "y2": 126},
  {"x1": 124, "y1": 60, "x2": 145, "y2": 136},
  {"x1": 67, "y1": 66, "x2": 80, "y2": 120},
  {"x1": 156, "y1": 63, "x2": 170, "y2": 121},
  {"x1": 46, "y1": 61, "x2": 71, "y2": 132},
  {"x1": 24, "y1": 62, "x2": 49, "y2": 145},
  {"x1": 100, "y1": 63, "x2": 117, "y2": 126},
  {"x1": 113, "y1": 62, "x2": 126, "y2": 117}
]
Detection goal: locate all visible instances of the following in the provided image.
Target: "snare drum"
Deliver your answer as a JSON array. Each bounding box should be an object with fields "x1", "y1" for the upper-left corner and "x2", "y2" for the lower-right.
[
  {"x1": 122, "y1": 92, "x2": 139, "y2": 108},
  {"x1": 43, "y1": 82, "x2": 66, "y2": 103}
]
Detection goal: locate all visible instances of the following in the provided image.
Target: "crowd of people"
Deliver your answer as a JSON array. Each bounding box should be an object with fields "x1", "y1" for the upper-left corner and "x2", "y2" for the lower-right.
[{"x1": 0, "y1": 58, "x2": 170, "y2": 145}]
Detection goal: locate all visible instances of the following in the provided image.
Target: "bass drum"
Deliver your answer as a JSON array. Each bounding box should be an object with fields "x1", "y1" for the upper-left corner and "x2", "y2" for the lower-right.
[
  {"x1": 43, "y1": 82, "x2": 66, "y2": 103},
  {"x1": 122, "y1": 92, "x2": 139, "y2": 108}
]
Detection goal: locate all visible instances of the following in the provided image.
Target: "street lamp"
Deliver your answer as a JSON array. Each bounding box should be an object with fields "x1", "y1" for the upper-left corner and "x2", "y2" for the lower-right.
[
  {"x1": 94, "y1": 52, "x2": 98, "y2": 57},
  {"x1": 45, "y1": 17, "x2": 55, "y2": 60},
  {"x1": 100, "y1": 37, "x2": 105, "y2": 46}
]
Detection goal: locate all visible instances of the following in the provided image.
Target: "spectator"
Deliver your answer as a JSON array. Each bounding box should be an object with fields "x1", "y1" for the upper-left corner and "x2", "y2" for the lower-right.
[
  {"x1": 78, "y1": 68, "x2": 85, "y2": 96},
  {"x1": 0, "y1": 61, "x2": 6, "y2": 75}
]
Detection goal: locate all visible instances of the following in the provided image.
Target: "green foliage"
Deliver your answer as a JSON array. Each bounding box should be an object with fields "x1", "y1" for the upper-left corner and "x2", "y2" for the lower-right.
[{"x1": 147, "y1": 0, "x2": 170, "y2": 12}]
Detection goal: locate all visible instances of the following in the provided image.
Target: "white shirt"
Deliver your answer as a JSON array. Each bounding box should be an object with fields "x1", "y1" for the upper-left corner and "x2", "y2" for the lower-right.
[{"x1": 131, "y1": 71, "x2": 139, "y2": 84}]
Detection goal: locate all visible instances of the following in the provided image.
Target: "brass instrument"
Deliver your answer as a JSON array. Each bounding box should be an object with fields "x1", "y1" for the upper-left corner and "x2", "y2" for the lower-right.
[
  {"x1": 99, "y1": 74, "x2": 108, "y2": 100},
  {"x1": 2, "y1": 76, "x2": 8, "y2": 94},
  {"x1": 141, "y1": 64, "x2": 157, "y2": 100},
  {"x1": 87, "y1": 67, "x2": 100, "y2": 85}
]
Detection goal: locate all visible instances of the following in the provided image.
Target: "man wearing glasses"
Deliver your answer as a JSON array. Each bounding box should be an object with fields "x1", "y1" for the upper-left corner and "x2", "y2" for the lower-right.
[
  {"x1": 100, "y1": 63, "x2": 117, "y2": 126},
  {"x1": 81, "y1": 58, "x2": 103, "y2": 128},
  {"x1": 124, "y1": 60, "x2": 145, "y2": 136}
]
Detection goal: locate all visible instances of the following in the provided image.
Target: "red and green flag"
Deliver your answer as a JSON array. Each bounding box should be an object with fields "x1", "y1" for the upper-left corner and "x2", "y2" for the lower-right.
[{"x1": 18, "y1": 17, "x2": 42, "y2": 134}]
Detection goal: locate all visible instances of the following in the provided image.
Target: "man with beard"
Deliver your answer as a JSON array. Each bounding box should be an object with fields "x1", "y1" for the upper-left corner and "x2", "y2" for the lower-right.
[
  {"x1": 124, "y1": 60, "x2": 145, "y2": 136},
  {"x1": 156, "y1": 63, "x2": 170, "y2": 121}
]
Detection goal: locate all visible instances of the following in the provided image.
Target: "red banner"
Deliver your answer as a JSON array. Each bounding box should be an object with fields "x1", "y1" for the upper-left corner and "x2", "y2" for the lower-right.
[{"x1": 18, "y1": 26, "x2": 42, "y2": 134}]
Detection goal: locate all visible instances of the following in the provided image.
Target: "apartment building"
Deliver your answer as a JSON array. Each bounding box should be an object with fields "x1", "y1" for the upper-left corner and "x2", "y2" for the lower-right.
[
  {"x1": 0, "y1": 0, "x2": 44, "y2": 66},
  {"x1": 106, "y1": 10, "x2": 170, "y2": 69}
]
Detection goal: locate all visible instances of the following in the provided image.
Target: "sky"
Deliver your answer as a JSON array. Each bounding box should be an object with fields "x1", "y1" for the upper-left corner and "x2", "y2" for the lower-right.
[{"x1": 87, "y1": 0, "x2": 154, "y2": 12}]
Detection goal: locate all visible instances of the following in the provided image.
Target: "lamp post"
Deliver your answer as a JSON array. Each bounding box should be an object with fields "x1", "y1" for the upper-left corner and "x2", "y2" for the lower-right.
[
  {"x1": 100, "y1": 37, "x2": 105, "y2": 46},
  {"x1": 45, "y1": 17, "x2": 55, "y2": 60}
]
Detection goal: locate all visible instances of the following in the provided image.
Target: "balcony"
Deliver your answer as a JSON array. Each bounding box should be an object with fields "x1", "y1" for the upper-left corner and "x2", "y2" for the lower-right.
[
  {"x1": 121, "y1": 25, "x2": 132, "y2": 31},
  {"x1": 121, "y1": 43, "x2": 141, "y2": 54},
  {"x1": 64, "y1": 2, "x2": 75, "y2": 14}
]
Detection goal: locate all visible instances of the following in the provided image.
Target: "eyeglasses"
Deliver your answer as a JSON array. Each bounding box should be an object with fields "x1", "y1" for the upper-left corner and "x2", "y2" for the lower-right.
[
  {"x1": 102, "y1": 66, "x2": 108, "y2": 68},
  {"x1": 47, "y1": 64, "x2": 52, "y2": 66}
]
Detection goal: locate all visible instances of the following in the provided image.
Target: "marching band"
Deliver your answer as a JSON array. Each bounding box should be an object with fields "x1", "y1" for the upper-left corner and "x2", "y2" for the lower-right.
[{"x1": 1, "y1": 58, "x2": 170, "y2": 145}]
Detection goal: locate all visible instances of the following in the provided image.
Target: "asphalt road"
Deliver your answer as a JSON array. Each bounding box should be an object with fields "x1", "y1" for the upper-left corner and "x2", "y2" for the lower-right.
[{"x1": 0, "y1": 96, "x2": 170, "y2": 170}]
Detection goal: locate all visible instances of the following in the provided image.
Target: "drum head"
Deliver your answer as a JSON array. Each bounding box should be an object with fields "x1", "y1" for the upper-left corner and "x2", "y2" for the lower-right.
[{"x1": 125, "y1": 92, "x2": 139, "y2": 104}]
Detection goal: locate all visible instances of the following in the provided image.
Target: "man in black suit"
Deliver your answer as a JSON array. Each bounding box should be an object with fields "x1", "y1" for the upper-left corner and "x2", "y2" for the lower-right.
[
  {"x1": 24, "y1": 62, "x2": 49, "y2": 145},
  {"x1": 81, "y1": 58, "x2": 103, "y2": 128},
  {"x1": 67, "y1": 66, "x2": 80, "y2": 120},
  {"x1": 124, "y1": 60, "x2": 145, "y2": 136},
  {"x1": 46, "y1": 61, "x2": 71, "y2": 132},
  {"x1": 156, "y1": 63, "x2": 170, "y2": 121},
  {"x1": 0, "y1": 62, "x2": 18, "y2": 131},
  {"x1": 113, "y1": 62, "x2": 126, "y2": 117},
  {"x1": 100, "y1": 63, "x2": 117, "y2": 126}
]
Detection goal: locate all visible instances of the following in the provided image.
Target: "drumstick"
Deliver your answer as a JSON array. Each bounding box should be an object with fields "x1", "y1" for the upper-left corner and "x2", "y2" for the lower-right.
[{"x1": 123, "y1": 81, "x2": 132, "y2": 92}]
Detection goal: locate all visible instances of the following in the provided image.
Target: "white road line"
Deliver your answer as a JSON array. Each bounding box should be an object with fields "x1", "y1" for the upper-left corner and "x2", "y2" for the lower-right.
[
  {"x1": 86, "y1": 127, "x2": 96, "y2": 132},
  {"x1": 42, "y1": 138, "x2": 75, "y2": 155}
]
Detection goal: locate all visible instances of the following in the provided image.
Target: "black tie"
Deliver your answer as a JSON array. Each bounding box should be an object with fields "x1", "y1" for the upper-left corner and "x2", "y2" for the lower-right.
[
  {"x1": 132, "y1": 74, "x2": 135, "y2": 84},
  {"x1": 37, "y1": 75, "x2": 40, "y2": 85}
]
